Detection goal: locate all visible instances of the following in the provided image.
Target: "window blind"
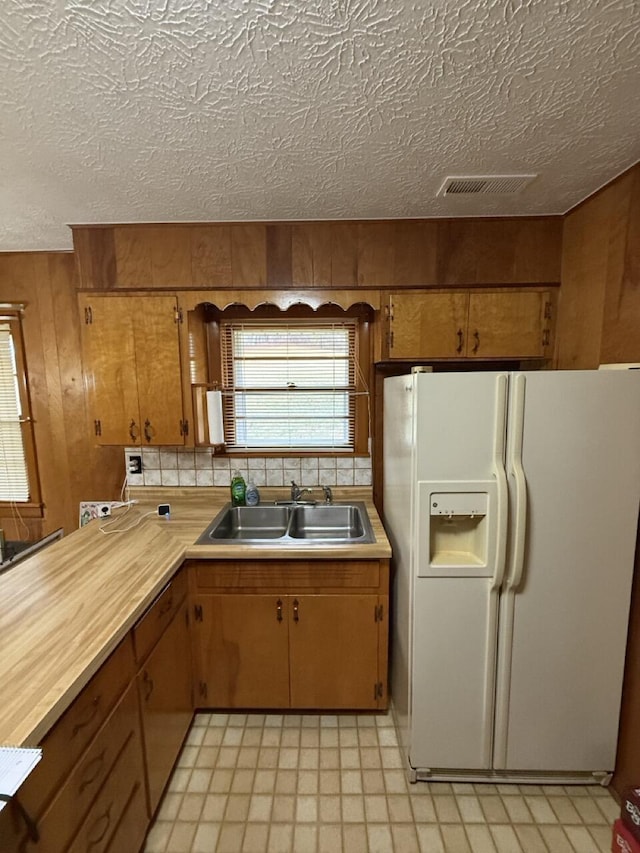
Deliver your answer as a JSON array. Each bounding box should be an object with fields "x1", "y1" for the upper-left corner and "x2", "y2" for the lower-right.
[
  {"x1": 221, "y1": 320, "x2": 357, "y2": 450},
  {"x1": 0, "y1": 322, "x2": 30, "y2": 502}
]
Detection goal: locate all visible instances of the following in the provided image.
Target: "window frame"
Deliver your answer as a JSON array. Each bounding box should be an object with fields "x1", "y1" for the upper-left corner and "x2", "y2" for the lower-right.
[
  {"x1": 209, "y1": 306, "x2": 371, "y2": 457},
  {"x1": 0, "y1": 308, "x2": 42, "y2": 514}
]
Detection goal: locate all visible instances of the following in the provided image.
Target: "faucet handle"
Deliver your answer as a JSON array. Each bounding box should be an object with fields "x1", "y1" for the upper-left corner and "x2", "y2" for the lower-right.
[
  {"x1": 291, "y1": 480, "x2": 301, "y2": 501},
  {"x1": 321, "y1": 484, "x2": 333, "y2": 504}
]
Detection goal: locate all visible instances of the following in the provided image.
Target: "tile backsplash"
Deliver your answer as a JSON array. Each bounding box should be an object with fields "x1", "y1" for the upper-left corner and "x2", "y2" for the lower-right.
[{"x1": 125, "y1": 448, "x2": 372, "y2": 489}]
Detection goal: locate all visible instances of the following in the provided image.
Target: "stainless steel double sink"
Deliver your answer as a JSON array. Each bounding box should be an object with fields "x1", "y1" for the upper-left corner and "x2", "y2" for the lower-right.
[{"x1": 196, "y1": 501, "x2": 375, "y2": 545}]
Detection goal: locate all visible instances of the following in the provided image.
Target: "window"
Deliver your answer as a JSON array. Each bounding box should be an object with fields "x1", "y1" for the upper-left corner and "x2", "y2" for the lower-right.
[
  {"x1": 220, "y1": 318, "x2": 368, "y2": 451},
  {"x1": 0, "y1": 310, "x2": 40, "y2": 506}
]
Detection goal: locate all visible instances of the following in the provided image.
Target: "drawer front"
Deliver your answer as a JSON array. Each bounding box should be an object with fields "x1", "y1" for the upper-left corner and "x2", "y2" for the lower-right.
[
  {"x1": 191, "y1": 560, "x2": 381, "y2": 591},
  {"x1": 104, "y1": 781, "x2": 148, "y2": 853},
  {"x1": 24, "y1": 683, "x2": 140, "y2": 853},
  {"x1": 133, "y1": 570, "x2": 187, "y2": 663},
  {"x1": 19, "y1": 635, "x2": 135, "y2": 819},
  {"x1": 66, "y1": 726, "x2": 145, "y2": 853}
]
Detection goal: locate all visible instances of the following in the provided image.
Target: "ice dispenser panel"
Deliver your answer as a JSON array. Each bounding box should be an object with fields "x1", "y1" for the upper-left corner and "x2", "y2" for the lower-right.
[{"x1": 429, "y1": 491, "x2": 489, "y2": 569}]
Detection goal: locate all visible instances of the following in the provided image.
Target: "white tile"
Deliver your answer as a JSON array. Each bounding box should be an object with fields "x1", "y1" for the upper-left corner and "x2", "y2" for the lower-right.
[
  {"x1": 266, "y1": 469, "x2": 285, "y2": 486},
  {"x1": 142, "y1": 447, "x2": 160, "y2": 467},
  {"x1": 159, "y1": 449, "x2": 178, "y2": 469},
  {"x1": 127, "y1": 473, "x2": 144, "y2": 487},
  {"x1": 336, "y1": 457, "x2": 354, "y2": 471},
  {"x1": 336, "y1": 469, "x2": 355, "y2": 486},
  {"x1": 161, "y1": 469, "x2": 180, "y2": 486},
  {"x1": 195, "y1": 449, "x2": 213, "y2": 469},
  {"x1": 196, "y1": 469, "x2": 214, "y2": 486},
  {"x1": 214, "y1": 468, "x2": 231, "y2": 486},
  {"x1": 213, "y1": 456, "x2": 230, "y2": 470},
  {"x1": 354, "y1": 457, "x2": 371, "y2": 468},
  {"x1": 177, "y1": 450, "x2": 195, "y2": 470},
  {"x1": 354, "y1": 468, "x2": 371, "y2": 485},
  {"x1": 143, "y1": 468, "x2": 162, "y2": 486},
  {"x1": 265, "y1": 457, "x2": 283, "y2": 470},
  {"x1": 178, "y1": 469, "x2": 197, "y2": 486}
]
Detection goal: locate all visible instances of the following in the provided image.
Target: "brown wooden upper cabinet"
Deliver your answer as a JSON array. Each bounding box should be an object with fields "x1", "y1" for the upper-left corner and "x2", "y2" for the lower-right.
[
  {"x1": 79, "y1": 294, "x2": 186, "y2": 445},
  {"x1": 384, "y1": 289, "x2": 554, "y2": 360}
]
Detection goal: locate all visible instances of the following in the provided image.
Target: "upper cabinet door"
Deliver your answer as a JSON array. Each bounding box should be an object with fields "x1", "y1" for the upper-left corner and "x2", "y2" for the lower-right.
[
  {"x1": 132, "y1": 296, "x2": 185, "y2": 445},
  {"x1": 467, "y1": 291, "x2": 552, "y2": 359},
  {"x1": 79, "y1": 294, "x2": 185, "y2": 446},
  {"x1": 388, "y1": 291, "x2": 469, "y2": 359},
  {"x1": 79, "y1": 295, "x2": 140, "y2": 445}
]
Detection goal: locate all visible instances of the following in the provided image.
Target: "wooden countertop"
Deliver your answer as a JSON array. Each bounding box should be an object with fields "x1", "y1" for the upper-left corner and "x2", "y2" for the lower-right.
[{"x1": 0, "y1": 488, "x2": 390, "y2": 748}]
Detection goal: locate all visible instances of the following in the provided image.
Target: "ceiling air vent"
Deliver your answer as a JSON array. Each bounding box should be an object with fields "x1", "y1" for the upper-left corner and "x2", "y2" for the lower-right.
[{"x1": 437, "y1": 175, "x2": 537, "y2": 196}]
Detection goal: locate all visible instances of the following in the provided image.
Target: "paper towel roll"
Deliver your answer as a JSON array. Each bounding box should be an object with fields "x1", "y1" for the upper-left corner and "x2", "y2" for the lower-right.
[{"x1": 206, "y1": 390, "x2": 224, "y2": 445}]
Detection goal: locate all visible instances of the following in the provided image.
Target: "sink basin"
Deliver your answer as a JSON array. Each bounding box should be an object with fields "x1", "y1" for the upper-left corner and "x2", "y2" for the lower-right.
[
  {"x1": 204, "y1": 505, "x2": 290, "y2": 540},
  {"x1": 196, "y1": 502, "x2": 375, "y2": 545},
  {"x1": 288, "y1": 505, "x2": 365, "y2": 540}
]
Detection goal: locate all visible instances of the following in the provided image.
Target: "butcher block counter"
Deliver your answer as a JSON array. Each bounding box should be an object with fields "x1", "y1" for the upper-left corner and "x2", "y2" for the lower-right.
[{"x1": 0, "y1": 487, "x2": 390, "y2": 749}]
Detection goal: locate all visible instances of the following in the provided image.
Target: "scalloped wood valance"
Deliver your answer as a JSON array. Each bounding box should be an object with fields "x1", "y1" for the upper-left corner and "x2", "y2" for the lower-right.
[{"x1": 178, "y1": 289, "x2": 382, "y2": 312}]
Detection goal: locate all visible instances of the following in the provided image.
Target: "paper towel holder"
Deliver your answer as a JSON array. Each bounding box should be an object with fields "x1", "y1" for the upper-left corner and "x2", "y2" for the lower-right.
[{"x1": 191, "y1": 382, "x2": 226, "y2": 449}]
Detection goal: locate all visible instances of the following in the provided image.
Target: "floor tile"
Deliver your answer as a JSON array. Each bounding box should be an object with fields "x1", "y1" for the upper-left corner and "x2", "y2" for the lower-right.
[{"x1": 144, "y1": 712, "x2": 624, "y2": 853}]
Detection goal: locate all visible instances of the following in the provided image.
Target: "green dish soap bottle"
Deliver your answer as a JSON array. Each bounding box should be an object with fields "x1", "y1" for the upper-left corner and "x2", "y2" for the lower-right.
[{"x1": 230, "y1": 470, "x2": 246, "y2": 506}]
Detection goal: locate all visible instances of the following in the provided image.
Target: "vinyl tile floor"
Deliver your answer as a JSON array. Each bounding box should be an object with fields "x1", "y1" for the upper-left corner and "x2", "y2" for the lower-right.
[{"x1": 143, "y1": 711, "x2": 620, "y2": 853}]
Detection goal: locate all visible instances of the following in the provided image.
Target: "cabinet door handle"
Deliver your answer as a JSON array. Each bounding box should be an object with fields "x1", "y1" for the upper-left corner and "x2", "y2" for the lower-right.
[
  {"x1": 293, "y1": 599, "x2": 299, "y2": 623},
  {"x1": 456, "y1": 328, "x2": 464, "y2": 354},
  {"x1": 158, "y1": 595, "x2": 173, "y2": 618},
  {"x1": 276, "y1": 599, "x2": 283, "y2": 623},
  {"x1": 78, "y1": 749, "x2": 106, "y2": 794},
  {"x1": 472, "y1": 330, "x2": 480, "y2": 354},
  {"x1": 143, "y1": 670, "x2": 154, "y2": 702},
  {"x1": 71, "y1": 695, "x2": 101, "y2": 738},
  {"x1": 87, "y1": 803, "x2": 112, "y2": 848},
  {"x1": 144, "y1": 419, "x2": 155, "y2": 443},
  {"x1": 129, "y1": 419, "x2": 139, "y2": 442}
]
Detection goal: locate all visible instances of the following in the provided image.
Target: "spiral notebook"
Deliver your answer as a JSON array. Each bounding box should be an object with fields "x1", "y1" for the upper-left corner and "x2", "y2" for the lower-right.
[{"x1": 0, "y1": 748, "x2": 42, "y2": 811}]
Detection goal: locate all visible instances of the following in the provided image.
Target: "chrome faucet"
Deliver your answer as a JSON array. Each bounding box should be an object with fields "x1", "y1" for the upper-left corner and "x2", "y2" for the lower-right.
[
  {"x1": 321, "y1": 484, "x2": 333, "y2": 504},
  {"x1": 290, "y1": 481, "x2": 313, "y2": 502}
]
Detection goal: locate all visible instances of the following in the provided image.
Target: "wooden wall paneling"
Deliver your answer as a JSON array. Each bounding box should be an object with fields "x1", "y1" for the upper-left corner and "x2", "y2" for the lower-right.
[
  {"x1": 148, "y1": 226, "x2": 193, "y2": 287},
  {"x1": 393, "y1": 220, "x2": 438, "y2": 286},
  {"x1": 32, "y1": 255, "x2": 76, "y2": 534},
  {"x1": 357, "y1": 222, "x2": 395, "y2": 286},
  {"x1": 330, "y1": 222, "x2": 358, "y2": 286},
  {"x1": 601, "y1": 169, "x2": 640, "y2": 364},
  {"x1": 113, "y1": 227, "x2": 155, "y2": 287},
  {"x1": 266, "y1": 224, "x2": 292, "y2": 288},
  {"x1": 72, "y1": 228, "x2": 117, "y2": 290},
  {"x1": 190, "y1": 226, "x2": 232, "y2": 286},
  {"x1": 291, "y1": 223, "x2": 333, "y2": 286},
  {"x1": 474, "y1": 220, "x2": 517, "y2": 284},
  {"x1": 230, "y1": 224, "x2": 267, "y2": 287},
  {"x1": 436, "y1": 220, "x2": 478, "y2": 284},
  {"x1": 513, "y1": 218, "x2": 563, "y2": 284},
  {"x1": 555, "y1": 195, "x2": 610, "y2": 369}
]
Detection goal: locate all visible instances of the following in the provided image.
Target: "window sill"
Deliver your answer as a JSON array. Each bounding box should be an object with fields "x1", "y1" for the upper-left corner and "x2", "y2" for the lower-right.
[{"x1": 0, "y1": 502, "x2": 44, "y2": 518}]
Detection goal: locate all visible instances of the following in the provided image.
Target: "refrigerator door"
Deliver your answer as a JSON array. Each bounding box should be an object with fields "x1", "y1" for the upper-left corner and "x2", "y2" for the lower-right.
[
  {"x1": 493, "y1": 370, "x2": 640, "y2": 772},
  {"x1": 410, "y1": 372, "x2": 509, "y2": 770}
]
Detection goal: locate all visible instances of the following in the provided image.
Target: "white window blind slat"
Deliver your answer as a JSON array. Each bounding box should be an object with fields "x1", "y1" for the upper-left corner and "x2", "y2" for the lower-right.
[
  {"x1": 0, "y1": 324, "x2": 30, "y2": 501},
  {"x1": 221, "y1": 321, "x2": 358, "y2": 450}
]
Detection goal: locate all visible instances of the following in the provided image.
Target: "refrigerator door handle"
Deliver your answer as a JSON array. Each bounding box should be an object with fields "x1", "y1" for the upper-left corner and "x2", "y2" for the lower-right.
[
  {"x1": 491, "y1": 374, "x2": 509, "y2": 590},
  {"x1": 506, "y1": 373, "x2": 528, "y2": 590}
]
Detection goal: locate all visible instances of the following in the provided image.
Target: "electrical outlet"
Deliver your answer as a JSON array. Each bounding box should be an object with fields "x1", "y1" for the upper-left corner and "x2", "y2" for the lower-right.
[
  {"x1": 79, "y1": 501, "x2": 116, "y2": 527},
  {"x1": 126, "y1": 453, "x2": 143, "y2": 475}
]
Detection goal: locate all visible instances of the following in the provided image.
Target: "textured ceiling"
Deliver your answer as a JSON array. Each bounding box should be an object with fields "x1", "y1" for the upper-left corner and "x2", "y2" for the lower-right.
[{"x1": 0, "y1": 0, "x2": 639, "y2": 251}]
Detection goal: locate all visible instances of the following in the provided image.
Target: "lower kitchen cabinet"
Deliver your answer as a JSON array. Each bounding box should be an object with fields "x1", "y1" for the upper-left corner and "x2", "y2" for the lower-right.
[
  {"x1": 188, "y1": 559, "x2": 389, "y2": 711},
  {"x1": 194, "y1": 594, "x2": 290, "y2": 708},
  {"x1": 136, "y1": 596, "x2": 193, "y2": 816}
]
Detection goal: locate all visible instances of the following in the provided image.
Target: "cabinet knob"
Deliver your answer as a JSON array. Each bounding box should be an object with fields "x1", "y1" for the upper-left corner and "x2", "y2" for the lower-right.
[
  {"x1": 144, "y1": 419, "x2": 156, "y2": 443},
  {"x1": 129, "y1": 420, "x2": 139, "y2": 442},
  {"x1": 293, "y1": 599, "x2": 300, "y2": 623},
  {"x1": 276, "y1": 599, "x2": 283, "y2": 623},
  {"x1": 456, "y1": 328, "x2": 464, "y2": 354},
  {"x1": 472, "y1": 330, "x2": 480, "y2": 354}
]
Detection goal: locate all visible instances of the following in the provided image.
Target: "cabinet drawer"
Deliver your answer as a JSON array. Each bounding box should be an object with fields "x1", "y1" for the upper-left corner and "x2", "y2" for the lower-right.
[
  {"x1": 191, "y1": 560, "x2": 381, "y2": 591},
  {"x1": 24, "y1": 683, "x2": 140, "y2": 853},
  {"x1": 18, "y1": 635, "x2": 135, "y2": 820},
  {"x1": 133, "y1": 570, "x2": 187, "y2": 663},
  {"x1": 105, "y1": 781, "x2": 148, "y2": 853},
  {"x1": 66, "y1": 727, "x2": 145, "y2": 853}
]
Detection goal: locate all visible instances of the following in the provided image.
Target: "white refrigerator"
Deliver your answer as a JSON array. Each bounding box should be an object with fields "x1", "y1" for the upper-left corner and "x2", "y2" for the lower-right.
[{"x1": 383, "y1": 369, "x2": 640, "y2": 784}]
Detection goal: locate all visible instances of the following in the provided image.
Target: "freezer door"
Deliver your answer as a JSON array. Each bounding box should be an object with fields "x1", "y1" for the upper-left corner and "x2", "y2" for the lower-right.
[
  {"x1": 493, "y1": 370, "x2": 640, "y2": 772},
  {"x1": 411, "y1": 578, "x2": 499, "y2": 770}
]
